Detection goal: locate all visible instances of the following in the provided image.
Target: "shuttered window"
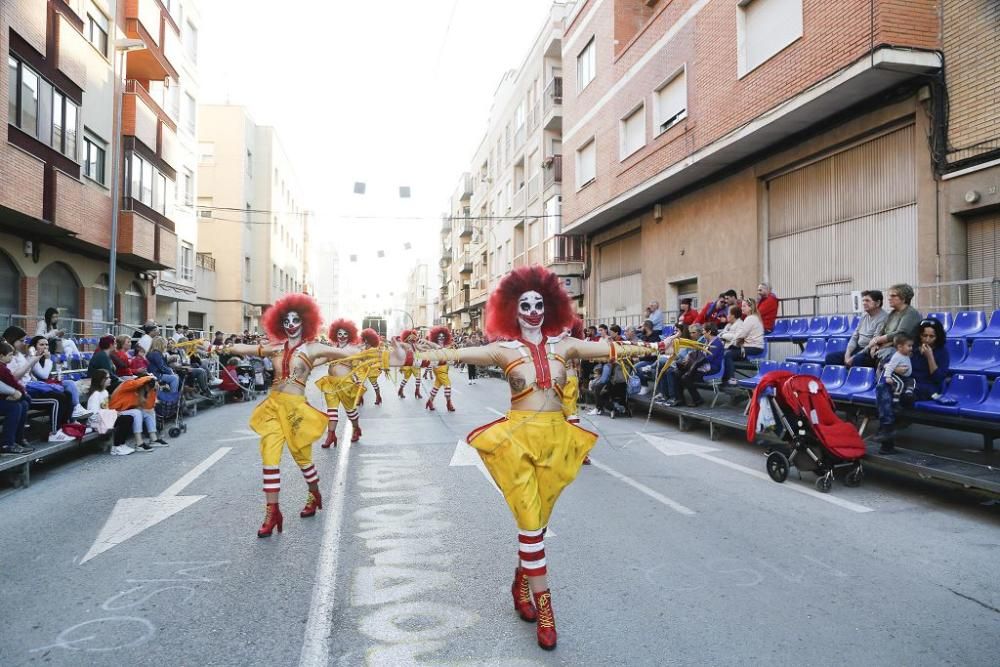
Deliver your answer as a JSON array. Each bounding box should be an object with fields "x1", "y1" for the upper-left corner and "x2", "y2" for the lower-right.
[
  {"x1": 597, "y1": 232, "x2": 643, "y2": 320},
  {"x1": 967, "y1": 213, "x2": 999, "y2": 309}
]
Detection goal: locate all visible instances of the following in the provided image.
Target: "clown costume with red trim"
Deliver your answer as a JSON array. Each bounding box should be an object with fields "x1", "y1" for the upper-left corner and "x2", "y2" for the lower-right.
[
  {"x1": 219, "y1": 294, "x2": 358, "y2": 538},
  {"x1": 359, "y1": 328, "x2": 383, "y2": 406},
  {"x1": 424, "y1": 325, "x2": 455, "y2": 412},
  {"x1": 388, "y1": 266, "x2": 664, "y2": 651},
  {"x1": 396, "y1": 328, "x2": 423, "y2": 399},
  {"x1": 315, "y1": 319, "x2": 366, "y2": 448}
]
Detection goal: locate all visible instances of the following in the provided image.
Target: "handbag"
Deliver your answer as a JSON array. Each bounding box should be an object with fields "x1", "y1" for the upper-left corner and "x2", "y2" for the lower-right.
[
  {"x1": 89, "y1": 409, "x2": 118, "y2": 434},
  {"x1": 626, "y1": 374, "x2": 642, "y2": 396}
]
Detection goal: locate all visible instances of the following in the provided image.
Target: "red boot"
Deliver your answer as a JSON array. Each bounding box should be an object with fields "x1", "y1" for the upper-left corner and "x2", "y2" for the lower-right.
[
  {"x1": 358, "y1": 395, "x2": 364, "y2": 406},
  {"x1": 257, "y1": 503, "x2": 283, "y2": 538},
  {"x1": 322, "y1": 430, "x2": 337, "y2": 449},
  {"x1": 582, "y1": 456, "x2": 591, "y2": 465},
  {"x1": 533, "y1": 590, "x2": 557, "y2": 650},
  {"x1": 300, "y1": 487, "x2": 322, "y2": 518},
  {"x1": 425, "y1": 399, "x2": 435, "y2": 411},
  {"x1": 351, "y1": 421, "x2": 362, "y2": 442},
  {"x1": 374, "y1": 390, "x2": 382, "y2": 406},
  {"x1": 446, "y1": 400, "x2": 456, "y2": 412},
  {"x1": 415, "y1": 388, "x2": 423, "y2": 399},
  {"x1": 511, "y1": 568, "x2": 537, "y2": 622},
  {"x1": 398, "y1": 385, "x2": 406, "y2": 399}
]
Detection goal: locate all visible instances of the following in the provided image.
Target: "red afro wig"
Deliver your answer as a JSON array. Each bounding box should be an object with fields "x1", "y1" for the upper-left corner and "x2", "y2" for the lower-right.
[
  {"x1": 399, "y1": 328, "x2": 419, "y2": 343},
  {"x1": 427, "y1": 325, "x2": 453, "y2": 346},
  {"x1": 262, "y1": 293, "x2": 322, "y2": 342},
  {"x1": 485, "y1": 265, "x2": 574, "y2": 341},
  {"x1": 569, "y1": 316, "x2": 585, "y2": 340},
  {"x1": 327, "y1": 318, "x2": 360, "y2": 345},
  {"x1": 360, "y1": 328, "x2": 381, "y2": 348}
]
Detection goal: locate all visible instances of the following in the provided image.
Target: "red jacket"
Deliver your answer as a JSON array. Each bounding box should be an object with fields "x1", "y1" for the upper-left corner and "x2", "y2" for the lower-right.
[
  {"x1": 678, "y1": 309, "x2": 699, "y2": 327},
  {"x1": 758, "y1": 293, "x2": 779, "y2": 332}
]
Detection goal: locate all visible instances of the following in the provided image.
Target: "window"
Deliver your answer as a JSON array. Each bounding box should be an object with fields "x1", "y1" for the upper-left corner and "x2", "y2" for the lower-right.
[
  {"x1": 184, "y1": 20, "x2": 198, "y2": 62},
  {"x1": 180, "y1": 242, "x2": 194, "y2": 282},
  {"x1": 19, "y1": 62, "x2": 39, "y2": 136},
  {"x1": 654, "y1": 69, "x2": 687, "y2": 135},
  {"x1": 83, "y1": 134, "x2": 107, "y2": 184},
  {"x1": 141, "y1": 159, "x2": 153, "y2": 204},
  {"x1": 244, "y1": 256, "x2": 251, "y2": 282},
  {"x1": 272, "y1": 264, "x2": 278, "y2": 288},
  {"x1": 7, "y1": 57, "x2": 17, "y2": 126},
  {"x1": 184, "y1": 92, "x2": 196, "y2": 134},
  {"x1": 199, "y1": 209, "x2": 212, "y2": 218},
  {"x1": 737, "y1": 0, "x2": 803, "y2": 77},
  {"x1": 577, "y1": 38, "x2": 596, "y2": 92},
  {"x1": 153, "y1": 172, "x2": 167, "y2": 214},
  {"x1": 576, "y1": 139, "x2": 596, "y2": 189},
  {"x1": 86, "y1": 6, "x2": 110, "y2": 56},
  {"x1": 619, "y1": 104, "x2": 645, "y2": 159},
  {"x1": 64, "y1": 100, "x2": 77, "y2": 158},
  {"x1": 180, "y1": 168, "x2": 193, "y2": 205},
  {"x1": 198, "y1": 142, "x2": 214, "y2": 163},
  {"x1": 129, "y1": 153, "x2": 172, "y2": 211},
  {"x1": 52, "y1": 91, "x2": 64, "y2": 152},
  {"x1": 8, "y1": 56, "x2": 77, "y2": 157}
]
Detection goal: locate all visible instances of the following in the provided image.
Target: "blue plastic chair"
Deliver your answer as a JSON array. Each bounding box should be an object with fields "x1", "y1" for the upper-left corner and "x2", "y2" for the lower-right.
[
  {"x1": 787, "y1": 318, "x2": 810, "y2": 342},
  {"x1": 779, "y1": 361, "x2": 800, "y2": 374},
  {"x1": 828, "y1": 366, "x2": 876, "y2": 401},
  {"x1": 746, "y1": 342, "x2": 768, "y2": 364},
  {"x1": 819, "y1": 365, "x2": 848, "y2": 391},
  {"x1": 738, "y1": 359, "x2": 778, "y2": 389},
  {"x1": 825, "y1": 315, "x2": 849, "y2": 337},
  {"x1": 915, "y1": 374, "x2": 989, "y2": 416},
  {"x1": 786, "y1": 338, "x2": 826, "y2": 363},
  {"x1": 946, "y1": 339, "x2": 968, "y2": 365},
  {"x1": 824, "y1": 337, "x2": 849, "y2": 360},
  {"x1": 660, "y1": 325, "x2": 676, "y2": 339},
  {"x1": 948, "y1": 311, "x2": 987, "y2": 339},
  {"x1": 926, "y1": 312, "x2": 954, "y2": 332},
  {"x1": 969, "y1": 310, "x2": 1000, "y2": 340},
  {"x1": 949, "y1": 339, "x2": 1000, "y2": 374},
  {"x1": 798, "y1": 363, "x2": 822, "y2": 378},
  {"x1": 851, "y1": 384, "x2": 877, "y2": 404},
  {"x1": 766, "y1": 319, "x2": 790, "y2": 341},
  {"x1": 806, "y1": 316, "x2": 829, "y2": 338},
  {"x1": 959, "y1": 379, "x2": 1000, "y2": 421}
]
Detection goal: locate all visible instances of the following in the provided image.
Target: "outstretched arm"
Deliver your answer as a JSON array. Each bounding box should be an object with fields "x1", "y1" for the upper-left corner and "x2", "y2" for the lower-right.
[
  {"x1": 311, "y1": 343, "x2": 364, "y2": 363},
  {"x1": 565, "y1": 338, "x2": 663, "y2": 361},
  {"x1": 220, "y1": 342, "x2": 280, "y2": 357},
  {"x1": 389, "y1": 340, "x2": 500, "y2": 368}
]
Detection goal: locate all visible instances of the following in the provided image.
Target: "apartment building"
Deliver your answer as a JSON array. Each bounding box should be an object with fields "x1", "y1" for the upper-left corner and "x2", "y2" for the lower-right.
[
  {"x1": 193, "y1": 105, "x2": 310, "y2": 334},
  {"x1": 2, "y1": 0, "x2": 183, "y2": 330},
  {"x1": 441, "y1": 1, "x2": 583, "y2": 332},
  {"x1": 560, "y1": 0, "x2": 959, "y2": 321},
  {"x1": 309, "y1": 233, "x2": 340, "y2": 324},
  {"x1": 404, "y1": 262, "x2": 435, "y2": 330}
]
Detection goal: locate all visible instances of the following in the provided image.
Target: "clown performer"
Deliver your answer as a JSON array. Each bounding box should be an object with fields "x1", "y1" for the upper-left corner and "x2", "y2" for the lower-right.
[
  {"x1": 359, "y1": 328, "x2": 384, "y2": 406},
  {"x1": 389, "y1": 266, "x2": 668, "y2": 651},
  {"x1": 218, "y1": 294, "x2": 356, "y2": 538},
  {"x1": 315, "y1": 319, "x2": 366, "y2": 448},
  {"x1": 423, "y1": 325, "x2": 455, "y2": 412},
  {"x1": 395, "y1": 329, "x2": 424, "y2": 399}
]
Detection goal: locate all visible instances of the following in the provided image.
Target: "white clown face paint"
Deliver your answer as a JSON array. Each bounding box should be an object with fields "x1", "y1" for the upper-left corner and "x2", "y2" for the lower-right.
[
  {"x1": 517, "y1": 290, "x2": 545, "y2": 336},
  {"x1": 436, "y1": 332, "x2": 446, "y2": 345},
  {"x1": 283, "y1": 310, "x2": 303, "y2": 340},
  {"x1": 336, "y1": 328, "x2": 349, "y2": 345}
]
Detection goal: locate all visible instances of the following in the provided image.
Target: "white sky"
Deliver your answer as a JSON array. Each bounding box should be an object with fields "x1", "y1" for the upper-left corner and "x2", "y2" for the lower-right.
[{"x1": 199, "y1": 0, "x2": 558, "y2": 322}]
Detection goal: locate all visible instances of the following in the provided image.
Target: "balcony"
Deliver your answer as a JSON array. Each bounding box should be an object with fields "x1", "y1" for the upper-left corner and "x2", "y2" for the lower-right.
[
  {"x1": 441, "y1": 217, "x2": 452, "y2": 235},
  {"x1": 124, "y1": 0, "x2": 179, "y2": 81},
  {"x1": 118, "y1": 209, "x2": 176, "y2": 270},
  {"x1": 543, "y1": 77, "x2": 562, "y2": 130},
  {"x1": 543, "y1": 155, "x2": 562, "y2": 190},
  {"x1": 123, "y1": 81, "x2": 178, "y2": 169},
  {"x1": 543, "y1": 235, "x2": 584, "y2": 265},
  {"x1": 514, "y1": 124, "x2": 526, "y2": 151},
  {"x1": 526, "y1": 174, "x2": 539, "y2": 203},
  {"x1": 513, "y1": 253, "x2": 526, "y2": 269},
  {"x1": 459, "y1": 257, "x2": 473, "y2": 275},
  {"x1": 528, "y1": 102, "x2": 540, "y2": 132},
  {"x1": 459, "y1": 172, "x2": 473, "y2": 199},
  {"x1": 511, "y1": 186, "x2": 526, "y2": 214},
  {"x1": 457, "y1": 218, "x2": 475, "y2": 238}
]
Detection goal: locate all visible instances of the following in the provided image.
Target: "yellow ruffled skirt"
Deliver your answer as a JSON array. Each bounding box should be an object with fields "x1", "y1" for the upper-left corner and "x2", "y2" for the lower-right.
[{"x1": 249, "y1": 391, "x2": 327, "y2": 467}]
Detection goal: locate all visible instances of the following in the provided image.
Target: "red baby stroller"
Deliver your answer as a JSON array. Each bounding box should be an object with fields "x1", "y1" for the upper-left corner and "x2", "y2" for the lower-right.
[{"x1": 747, "y1": 371, "x2": 865, "y2": 493}]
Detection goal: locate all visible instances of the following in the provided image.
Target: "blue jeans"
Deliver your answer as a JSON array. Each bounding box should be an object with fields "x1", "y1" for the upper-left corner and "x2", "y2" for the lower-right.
[
  {"x1": 722, "y1": 347, "x2": 763, "y2": 381},
  {"x1": 0, "y1": 397, "x2": 30, "y2": 447},
  {"x1": 158, "y1": 374, "x2": 179, "y2": 393},
  {"x1": 875, "y1": 381, "x2": 896, "y2": 428},
  {"x1": 634, "y1": 360, "x2": 655, "y2": 386},
  {"x1": 61, "y1": 380, "x2": 80, "y2": 407}
]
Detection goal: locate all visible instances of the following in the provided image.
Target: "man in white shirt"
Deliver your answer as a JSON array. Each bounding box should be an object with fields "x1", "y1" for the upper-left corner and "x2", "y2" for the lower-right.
[
  {"x1": 138, "y1": 321, "x2": 158, "y2": 353},
  {"x1": 171, "y1": 324, "x2": 188, "y2": 344}
]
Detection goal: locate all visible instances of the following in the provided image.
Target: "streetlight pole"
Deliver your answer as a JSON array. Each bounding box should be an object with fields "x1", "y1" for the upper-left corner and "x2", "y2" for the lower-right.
[{"x1": 108, "y1": 37, "x2": 146, "y2": 326}]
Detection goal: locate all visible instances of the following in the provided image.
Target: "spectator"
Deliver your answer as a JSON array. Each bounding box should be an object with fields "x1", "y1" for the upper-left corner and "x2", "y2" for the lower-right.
[
  {"x1": 721, "y1": 297, "x2": 764, "y2": 385},
  {"x1": 624, "y1": 326, "x2": 639, "y2": 343},
  {"x1": 171, "y1": 324, "x2": 188, "y2": 344},
  {"x1": 28, "y1": 336, "x2": 88, "y2": 418},
  {"x1": 866, "y1": 283, "x2": 922, "y2": 362},
  {"x1": 108, "y1": 375, "x2": 164, "y2": 451},
  {"x1": 4, "y1": 327, "x2": 74, "y2": 443},
  {"x1": 111, "y1": 335, "x2": 133, "y2": 376},
  {"x1": 756, "y1": 283, "x2": 779, "y2": 333},
  {"x1": 723, "y1": 289, "x2": 739, "y2": 309},
  {"x1": 836, "y1": 290, "x2": 888, "y2": 367},
  {"x1": 146, "y1": 337, "x2": 180, "y2": 393},
  {"x1": 212, "y1": 331, "x2": 225, "y2": 347},
  {"x1": 88, "y1": 335, "x2": 120, "y2": 391},
  {"x1": 609, "y1": 324, "x2": 622, "y2": 340},
  {"x1": 173, "y1": 340, "x2": 212, "y2": 397},
  {"x1": 633, "y1": 320, "x2": 662, "y2": 394},
  {"x1": 718, "y1": 305, "x2": 744, "y2": 343},
  {"x1": 667, "y1": 323, "x2": 724, "y2": 407},
  {"x1": 0, "y1": 341, "x2": 32, "y2": 454},
  {"x1": 676, "y1": 298, "x2": 698, "y2": 327},
  {"x1": 86, "y1": 369, "x2": 135, "y2": 455},
  {"x1": 465, "y1": 332, "x2": 481, "y2": 385},
  {"x1": 129, "y1": 345, "x2": 150, "y2": 375},
  {"x1": 872, "y1": 318, "x2": 950, "y2": 454},
  {"x1": 137, "y1": 320, "x2": 158, "y2": 353},
  {"x1": 881, "y1": 332, "x2": 916, "y2": 402},
  {"x1": 597, "y1": 324, "x2": 610, "y2": 340},
  {"x1": 36, "y1": 307, "x2": 81, "y2": 356},
  {"x1": 653, "y1": 324, "x2": 691, "y2": 400},
  {"x1": 645, "y1": 301, "x2": 664, "y2": 331},
  {"x1": 661, "y1": 323, "x2": 704, "y2": 404}
]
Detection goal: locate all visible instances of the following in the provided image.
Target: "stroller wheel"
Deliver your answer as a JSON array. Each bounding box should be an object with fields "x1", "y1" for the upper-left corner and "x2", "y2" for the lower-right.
[
  {"x1": 815, "y1": 473, "x2": 833, "y2": 493},
  {"x1": 766, "y1": 452, "x2": 789, "y2": 483},
  {"x1": 844, "y1": 464, "x2": 863, "y2": 488},
  {"x1": 168, "y1": 427, "x2": 181, "y2": 438}
]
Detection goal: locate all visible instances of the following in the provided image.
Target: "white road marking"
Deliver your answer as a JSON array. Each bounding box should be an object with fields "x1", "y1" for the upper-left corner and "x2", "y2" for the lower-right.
[
  {"x1": 298, "y1": 422, "x2": 354, "y2": 667},
  {"x1": 641, "y1": 434, "x2": 874, "y2": 514},
  {"x1": 81, "y1": 447, "x2": 233, "y2": 564},
  {"x1": 215, "y1": 435, "x2": 259, "y2": 443},
  {"x1": 486, "y1": 407, "x2": 505, "y2": 418},
  {"x1": 589, "y1": 458, "x2": 696, "y2": 516},
  {"x1": 449, "y1": 439, "x2": 502, "y2": 497}
]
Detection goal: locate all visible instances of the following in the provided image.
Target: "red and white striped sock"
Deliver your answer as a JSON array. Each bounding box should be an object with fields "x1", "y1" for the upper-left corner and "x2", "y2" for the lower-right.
[
  {"x1": 326, "y1": 409, "x2": 339, "y2": 428},
  {"x1": 518, "y1": 528, "x2": 547, "y2": 576},
  {"x1": 399, "y1": 379, "x2": 408, "y2": 389},
  {"x1": 415, "y1": 379, "x2": 422, "y2": 392},
  {"x1": 300, "y1": 464, "x2": 318, "y2": 485},
  {"x1": 444, "y1": 387, "x2": 452, "y2": 400},
  {"x1": 346, "y1": 408, "x2": 359, "y2": 422},
  {"x1": 263, "y1": 467, "x2": 280, "y2": 494},
  {"x1": 371, "y1": 380, "x2": 380, "y2": 392},
  {"x1": 428, "y1": 387, "x2": 439, "y2": 401}
]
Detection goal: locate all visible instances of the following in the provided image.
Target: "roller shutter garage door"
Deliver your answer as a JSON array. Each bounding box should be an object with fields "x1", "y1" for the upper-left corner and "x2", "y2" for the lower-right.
[
  {"x1": 967, "y1": 212, "x2": 999, "y2": 309},
  {"x1": 597, "y1": 231, "x2": 642, "y2": 320},
  {"x1": 767, "y1": 124, "x2": 917, "y2": 312}
]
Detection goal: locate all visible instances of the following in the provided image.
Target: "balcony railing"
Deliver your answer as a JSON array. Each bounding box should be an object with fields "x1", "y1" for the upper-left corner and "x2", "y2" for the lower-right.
[
  {"x1": 543, "y1": 155, "x2": 562, "y2": 189},
  {"x1": 526, "y1": 174, "x2": 539, "y2": 202},
  {"x1": 543, "y1": 77, "x2": 562, "y2": 115},
  {"x1": 514, "y1": 124, "x2": 526, "y2": 150},
  {"x1": 196, "y1": 252, "x2": 216, "y2": 271},
  {"x1": 459, "y1": 260, "x2": 473, "y2": 275},
  {"x1": 528, "y1": 102, "x2": 540, "y2": 132},
  {"x1": 457, "y1": 219, "x2": 475, "y2": 238},
  {"x1": 441, "y1": 217, "x2": 452, "y2": 234},
  {"x1": 542, "y1": 234, "x2": 584, "y2": 265}
]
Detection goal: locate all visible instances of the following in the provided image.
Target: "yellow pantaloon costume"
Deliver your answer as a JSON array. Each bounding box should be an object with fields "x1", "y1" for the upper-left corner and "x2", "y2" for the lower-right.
[
  {"x1": 432, "y1": 364, "x2": 451, "y2": 388},
  {"x1": 561, "y1": 375, "x2": 579, "y2": 418},
  {"x1": 250, "y1": 392, "x2": 327, "y2": 467},
  {"x1": 315, "y1": 373, "x2": 363, "y2": 411}
]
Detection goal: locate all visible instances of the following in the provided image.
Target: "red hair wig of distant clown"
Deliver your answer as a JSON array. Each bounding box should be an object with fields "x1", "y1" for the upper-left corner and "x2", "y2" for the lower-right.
[
  {"x1": 262, "y1": 293, "x2": 322, "y2": 342},
  {"x1": 399, "y1": 328, "x2": 419, "y2": 343},
  {"x1": 485, "y1": 265, "x2": 574, "y2": 341},
  {"x1": 360, "y1": 328, "x2": 381, "y2": 348},
  {"x1": 327, "y1": 318, "x2": 360, "y2": 345},
  {"x1": 428, "y1": 325, "x2": 453, "y2": 346},
  {"x1": 569, "y1": 316, "x2": 585, "y2": 340}
]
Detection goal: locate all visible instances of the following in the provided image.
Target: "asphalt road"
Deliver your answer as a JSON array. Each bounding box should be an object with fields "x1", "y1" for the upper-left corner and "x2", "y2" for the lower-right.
[{"x1": 2, "y1": 369, "x2": 999, "y2": 666}]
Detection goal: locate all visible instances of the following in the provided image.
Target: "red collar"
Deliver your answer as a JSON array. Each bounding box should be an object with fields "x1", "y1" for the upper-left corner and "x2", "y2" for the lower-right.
[
  {"x1": 281, "y1": 340, "x2": 306, "y2": 379},
  {"x1": 518, "y1": 338, "x2": 552, "y2": 389}
]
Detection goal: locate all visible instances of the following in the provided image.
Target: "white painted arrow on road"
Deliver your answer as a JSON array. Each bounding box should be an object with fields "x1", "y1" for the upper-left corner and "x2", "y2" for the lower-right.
[
  {"x1": 81, "y1": 447, "x2": 232, "y2": 564},
  {"x1": 640, "y1": 433, "x2": 874, "y2": 514},
  {"x1": 449, "y1": 439, "x2": 501, "y2": 497}
]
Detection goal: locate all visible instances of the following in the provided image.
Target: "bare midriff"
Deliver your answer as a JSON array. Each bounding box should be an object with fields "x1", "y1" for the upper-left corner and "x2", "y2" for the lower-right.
[
  {"x1": 270, "y1": 342, "x2": 314, "y2": 396},
  {"x1": 500, "y1": 343, "x2": 569, "y2": 413}
]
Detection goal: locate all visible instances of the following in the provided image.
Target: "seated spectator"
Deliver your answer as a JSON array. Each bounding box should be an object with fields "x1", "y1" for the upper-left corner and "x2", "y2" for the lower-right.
[
  {"x1": 664, "y1": 323, "x2": 723, "y2": 407},
  {"x1": 653, "y1": 324, "x2": 692, "y2": 399},
  {"x1": 3, "y1": 327, "x2": 74, "y2": 443},
  {"x1": 834, "y1": 289, "x2": 887, "y2": 367},
  {"x1": 872, "y1": 318, "x2": 950, "y2": 454},
  {"x1": 171, "y1": 324, "x2": 188, "y2": 344},
  {"x1": 721, "y1": 298, "x2": 764, "y2": 385},
  {"x1": 86, "y1": 369, "x2": 136, "y2": 455},
  {"x1": 109, "y1": 374, "x2": 165, "y2": 450},
  {"x1": 129, "y1": 346, "x2": 150, "y2": 375},
  {"x1": 0, "y1": 341, "x2": 32, "y2": 454},
  {"x1": 756, "y1": 283, "x2": 779, "y2": 333},
  {"x1": 633, "y1": 320, "x2": 662, "y2": 394},
  {"x1": 36, "y1": 307, "x2": 80, "y2": 356},
  {"x1": 865, "y1": 283, "x2": 922, "y2": 363},
  {"x1": 88, "y1": 335, "x2": 121, "y2": 391},
  {"x1": 718, "y1": 305, "x2": 743, "y2": 344},
  {"x1": 660, "y1": 323, "x2": 704, "y2": 403},
  {"x1": 645, "y1": 301, "x2": 664, "y2": 331},
  {"x1": 624, "y1": 326, "x2": 639, "y2": 343},
  {"x1": 147, "y1": 337, "x2": 180, "y2": 393},
  {"x1": 173, "y1": 340, "x2": 212, "y2": 397},
  {"x1": 212, "y1": 331, "x2": 225, "y2": 347},
  {"x1": 588, "y1": 361, "x2": 627, "y2": 416},
  {"x1": 137, "y1": 320, "x2": 158, "y2": 353},
  {"x1": 609, "y1": 324, "x2": 623, "y2": 340},
  {"x1": 597, "y1": 324, "x2": 610, "y2": 340},
  {"x1": 676, "y1": 298, "x2": 698, "y2": 327},
  {"x1": 28, "y1": 336, "x2": 88, "y2": 418},
  {"x1": 111, "y1": 335, "x2": 133, "y2": 377}
]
